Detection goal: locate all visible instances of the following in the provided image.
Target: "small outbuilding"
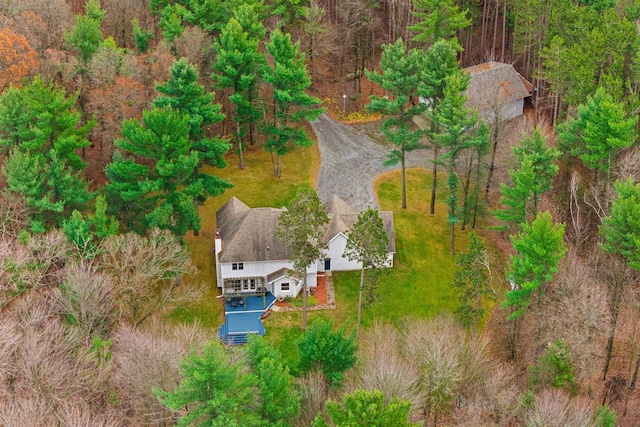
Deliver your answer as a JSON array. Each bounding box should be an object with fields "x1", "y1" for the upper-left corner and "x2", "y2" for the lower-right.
[{"x1": 464, "y1": 61, "x2": 532, "y2": 122}]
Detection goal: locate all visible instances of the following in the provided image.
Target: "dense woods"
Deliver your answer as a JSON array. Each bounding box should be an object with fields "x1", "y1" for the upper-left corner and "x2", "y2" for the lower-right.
[{"x1": 2, "y1": 0, "x2": 640, "y2": 425}]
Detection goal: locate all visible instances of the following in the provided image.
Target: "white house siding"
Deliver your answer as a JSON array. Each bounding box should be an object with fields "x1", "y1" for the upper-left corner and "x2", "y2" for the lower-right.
[
  {"x1": 219, "y1": 259, "x2": 317, "y2": 294},
  {"x1": 324, "y1": 234, "x2": 362, "y2": 271},
  {"x1": 270, "y1": 276, "x2": 302, "y2": 299}
]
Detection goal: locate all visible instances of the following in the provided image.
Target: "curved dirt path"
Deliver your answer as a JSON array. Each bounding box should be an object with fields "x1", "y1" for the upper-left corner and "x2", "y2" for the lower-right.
[{"x1": 311, "y1": 114, "x2": 429, "y2": 210}]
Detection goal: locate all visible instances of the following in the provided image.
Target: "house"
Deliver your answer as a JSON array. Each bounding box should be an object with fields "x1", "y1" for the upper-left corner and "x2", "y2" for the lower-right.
[
  {"x1": 413, "y1": 61, "x2": 532, "y2": 130},
  {"x1": 464, "y1": 61, "x2": 532, "y2": 122},
  {"x1": 214, "y1": 195, "x2": 395, "y2": 301}
]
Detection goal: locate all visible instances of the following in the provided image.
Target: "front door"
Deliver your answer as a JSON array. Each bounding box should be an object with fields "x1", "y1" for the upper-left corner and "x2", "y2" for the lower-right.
[{"x1": 324, "y1": 258, "x2": 331, "y2": 271}]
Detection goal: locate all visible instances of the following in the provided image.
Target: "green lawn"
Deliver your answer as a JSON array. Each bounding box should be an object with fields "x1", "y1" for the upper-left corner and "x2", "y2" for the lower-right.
[
  {"x1": 169, "y1": 143, "x2": 320, "y2": 327},
  {"x1": 264, "y1": 168, "x2": 472, "y2": 366},
  {"x1": 171, "y1": 139, "x2": 488, "y2": 366}
]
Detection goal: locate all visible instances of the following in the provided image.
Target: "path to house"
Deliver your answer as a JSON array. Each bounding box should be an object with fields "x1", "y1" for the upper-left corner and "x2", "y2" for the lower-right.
[{"x1": 311, "y1": 114, "x2": 430, "y2": 210}]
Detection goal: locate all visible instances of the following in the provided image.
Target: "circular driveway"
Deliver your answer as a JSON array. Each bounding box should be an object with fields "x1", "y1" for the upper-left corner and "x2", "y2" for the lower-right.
[{"x1": 311, "y1": 114, "x2": 429, "y2": 210}]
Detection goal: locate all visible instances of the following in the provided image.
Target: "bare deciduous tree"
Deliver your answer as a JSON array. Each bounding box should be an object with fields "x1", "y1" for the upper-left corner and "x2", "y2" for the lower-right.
[
  {"x1": 54, "y1": 263, "x2": 116, "y2": 341},
  {"x1": 99, "y1": 228, "x2": 197, "y2": 327},
  {"x1": 0, "y1": 191, "x2": 30, "y2": 240},
  {"x1": 296, "y1": 369, "x2": 329, "y2": 427},
  {"x1": 111, "y1": 321, "x2": 212, "y2": 426},
  {"x1": 525, "y1": 388, "x2": 595, "y2": 427},
  {"x1": 352, "y1": 322, "x2": 422, "y2": 417}
]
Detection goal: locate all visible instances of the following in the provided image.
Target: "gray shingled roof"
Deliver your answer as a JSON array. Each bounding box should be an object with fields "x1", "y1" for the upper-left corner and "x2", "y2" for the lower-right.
[
  {"x1": 324, "y1": 195, "x2": 396, "y2": 253},
  {"x1": 216, "y1": 195, "x2": 396, "y2": 263},
  {"x1": 216, "y1": 197, "x2": 291, "y2": 263},
  {"x1": 464, "y1": 62, "x2": 532, "y2": 111},
  {"x1": 266, "y1": 267, "x2": 296, "y2": 282}
]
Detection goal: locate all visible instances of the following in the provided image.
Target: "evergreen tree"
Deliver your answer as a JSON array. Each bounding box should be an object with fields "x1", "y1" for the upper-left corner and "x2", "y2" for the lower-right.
[
  {"x1": 452, "y1": 231, "x2": 494, "y2": 330},
  {"x1": 105, "y1": 108, "x2": 231, "y2": 237},
  {"x1": 344, "y1": 208, "x2": 390, "y2": 338},
  {"x1": 434, "y1": 71, "x2": 476, "y2": 255},
  {"x1": 275, "y1": 187, "x2": 328, "y2": 329},
  {"x1": 366, "y1": 38, "x2": 424, "y2": 209},
  {"x1": 213, "y1": 14, "x2": 266, "y2": 167},
  {"x1": 65, "y1": 0, "x2": 105, "y2": 63},
  {"x1": 131, "y1": 18, "x2": 153, "y2": 54},
  {"x1": 460, "y1": 122, "x2": 489, "y2": 229},
  {"x1": 263, "y1": 30, "x2": 323, "y2": 178},
  {"x1": 152, "y1": 58, "x2": 232, "y2": 235},
  {"x1": 0, "y1": 78, "x2": 93, "y2": 231},
  {"x1": 270, "y1": 0, "x2": 310, "y2": 31},
  {"x1": 558, "y1": 87, "x2": 637, "y2": 183},
  {"x1": 503, "y1": 211, "x2": 567, "y2": 321},
  {"x1": 155, "y1": 340, "x2": 261, "y2": 427},
  {"x1": 297, "y1": 319, "x2": 358, "y2": 386},
  {"x1": 494, "y1": 128, "x2": 560, "y2": 232},
  {"x1": 598, "y1": 178, "x2": 640, "y2": 379},
  {"x1": 313, "y1": 389, "x2": 419, "y2": 427},
  {"x1": 410, "y1": 0, "x2": 471, "y2": 45},
  {"x1": 63, "y1": 194, "x2": 119, "y2": 258},
  {"x1": 600, "y1": 178, "x2": 640, "y2": 269},
  {"x1": 154, "y1": 58, "x2": 225, "y2": 142},
  {"x1": 246, "y1": 337, "x2": 300, "y2": 426},
  {"x1": 420, "y1": 40, "x2": 463, "y2": 215},
  {"x1": 493, "y1": 157, "x2": 536, "y2": 232}
]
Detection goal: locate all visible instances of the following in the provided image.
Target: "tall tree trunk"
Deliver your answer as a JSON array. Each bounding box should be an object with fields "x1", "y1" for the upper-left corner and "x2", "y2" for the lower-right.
[
  {"x1": 302, "y1": 266, "x2": 308, "y2": 330},
  {"x1": 484, "y1": 124, "x2": 500, "y2": 198},
  {"x1": 604, "y1": 270, "x2": 625, "y2": 380},
  {"x1": 236, "y1": 121, "x2": 244, "y2": 169},
  {"x1": 492, "y1": 0, "x2": 499, "y2": 59},
  {"x1": 472, "y1": 152, "x2": 482, "y2": 229},
  {"x1": 501, "y1": 0, "x2": 507, "y2": 62},
  {"x1": 430, "y1": 145, "x2": 439, "y2": 214},
  {"x1": 357, "y1": 266, "x2": 364, "y2": 338},
  {"x1": 401, "y1": 145, "x2": 407, "y2": 209}
]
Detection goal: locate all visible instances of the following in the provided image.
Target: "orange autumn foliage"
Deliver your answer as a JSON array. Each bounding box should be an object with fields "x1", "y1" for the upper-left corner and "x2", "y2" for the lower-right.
[{"x1": 0, "y1": 28, "x2": 39, "y2": 91}]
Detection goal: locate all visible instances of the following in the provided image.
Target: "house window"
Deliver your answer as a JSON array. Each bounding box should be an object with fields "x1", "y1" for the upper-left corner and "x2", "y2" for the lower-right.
[
  {"x1": 281, "y1": 282, "x2": 290, "y2": 291},
  {"x1": 232, "y1": 262, "x2": 244, "y2": 271}
]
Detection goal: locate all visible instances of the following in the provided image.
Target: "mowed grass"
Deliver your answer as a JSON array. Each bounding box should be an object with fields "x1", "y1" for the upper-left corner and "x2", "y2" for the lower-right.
[
  {"x1": 265, "y1": 168, "x2": 469, "y2": 365},
  {"x1": 169, "y1": 143, "x2": 320, "y2": 327},
  {"x1": 169, "y1": 130, "x2": 489, "y2": 366}
]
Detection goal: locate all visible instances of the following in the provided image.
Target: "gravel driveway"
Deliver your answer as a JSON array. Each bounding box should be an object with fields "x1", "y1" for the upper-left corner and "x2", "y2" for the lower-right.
[{"x1": 311, "y1": 114, "x2": 429, "y2": 210}]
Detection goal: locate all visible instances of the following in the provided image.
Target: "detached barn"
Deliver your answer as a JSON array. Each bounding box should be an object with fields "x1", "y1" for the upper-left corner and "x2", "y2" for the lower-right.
[{"x1": 464, "y1": 61, "x2": 532, "y2": 122}]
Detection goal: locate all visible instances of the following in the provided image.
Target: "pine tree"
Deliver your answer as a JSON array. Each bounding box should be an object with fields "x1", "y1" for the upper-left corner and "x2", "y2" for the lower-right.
[
  {"x1": 213, "y1": 14, "x2": 266, "y2": 168},
  {"x1": 494, "y1": 128, "x2": 560, "y2": 232},
  {"x1": 314, "y1": 389, "x2": 419, "y2": 427},
  {"x1": 434, "y1": 72, "x2": 476, "y2": 255},
  {"x1": 409, "y1": 0, "x2": 471, "y2": 45},
  {"x1": 0, "y1": 78, "x2": 93, "y2": 231},
  {"x1": 153, "y1": 58, "x2": 232, "y2": 235},
  {"x1": 503, "y1": 211, "x2": 567, "y2": 321},
  {"x1": 246, "y1": 336, "x2": 300, "y2": 426},
  {"x1": 558, "y1": 87, "x2": 637, "y2": 183},
  {"x1": 420, "y1": 40, "x2": 463, "y2": 215},
  {"x1": 270, "y1": 0, "x2": 310, "y2": 31},
  {"x1": 263, "y1": 30, "x2": 323, "y2": 178},
  {"x1": 65, "y1": 0, "x2": 105, "y2": 63},
  {"x1": 155, "y1": 340, "x2": 261, "y2": 427},
  {"x1": 460, "y1": 122, "x2": 489, "y2": 229},
  {"x1": 105, "y1": 108, "x2": 231, "y2": 237},
  {"x1": 344, "y1": 208, "x2": 390, "y2": 338},
  {"x1": 63, "y1": 194, "x2": 118, "y2": 258},
  {"x1": 297, "y1": 319, "x2": 358, "y2": 386},
  {"x1": 275, "y1": 187, "x2": 328, "y2": 329},
  {"x1": 452, "y1": 231, "x2": 494, "y2": 330},
  {"x1": 131, "y1": 18, "x2": 153, "y2": 53},
  {"x1": 366, "y1": 38, "x2": 424, "y2": 209}
]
